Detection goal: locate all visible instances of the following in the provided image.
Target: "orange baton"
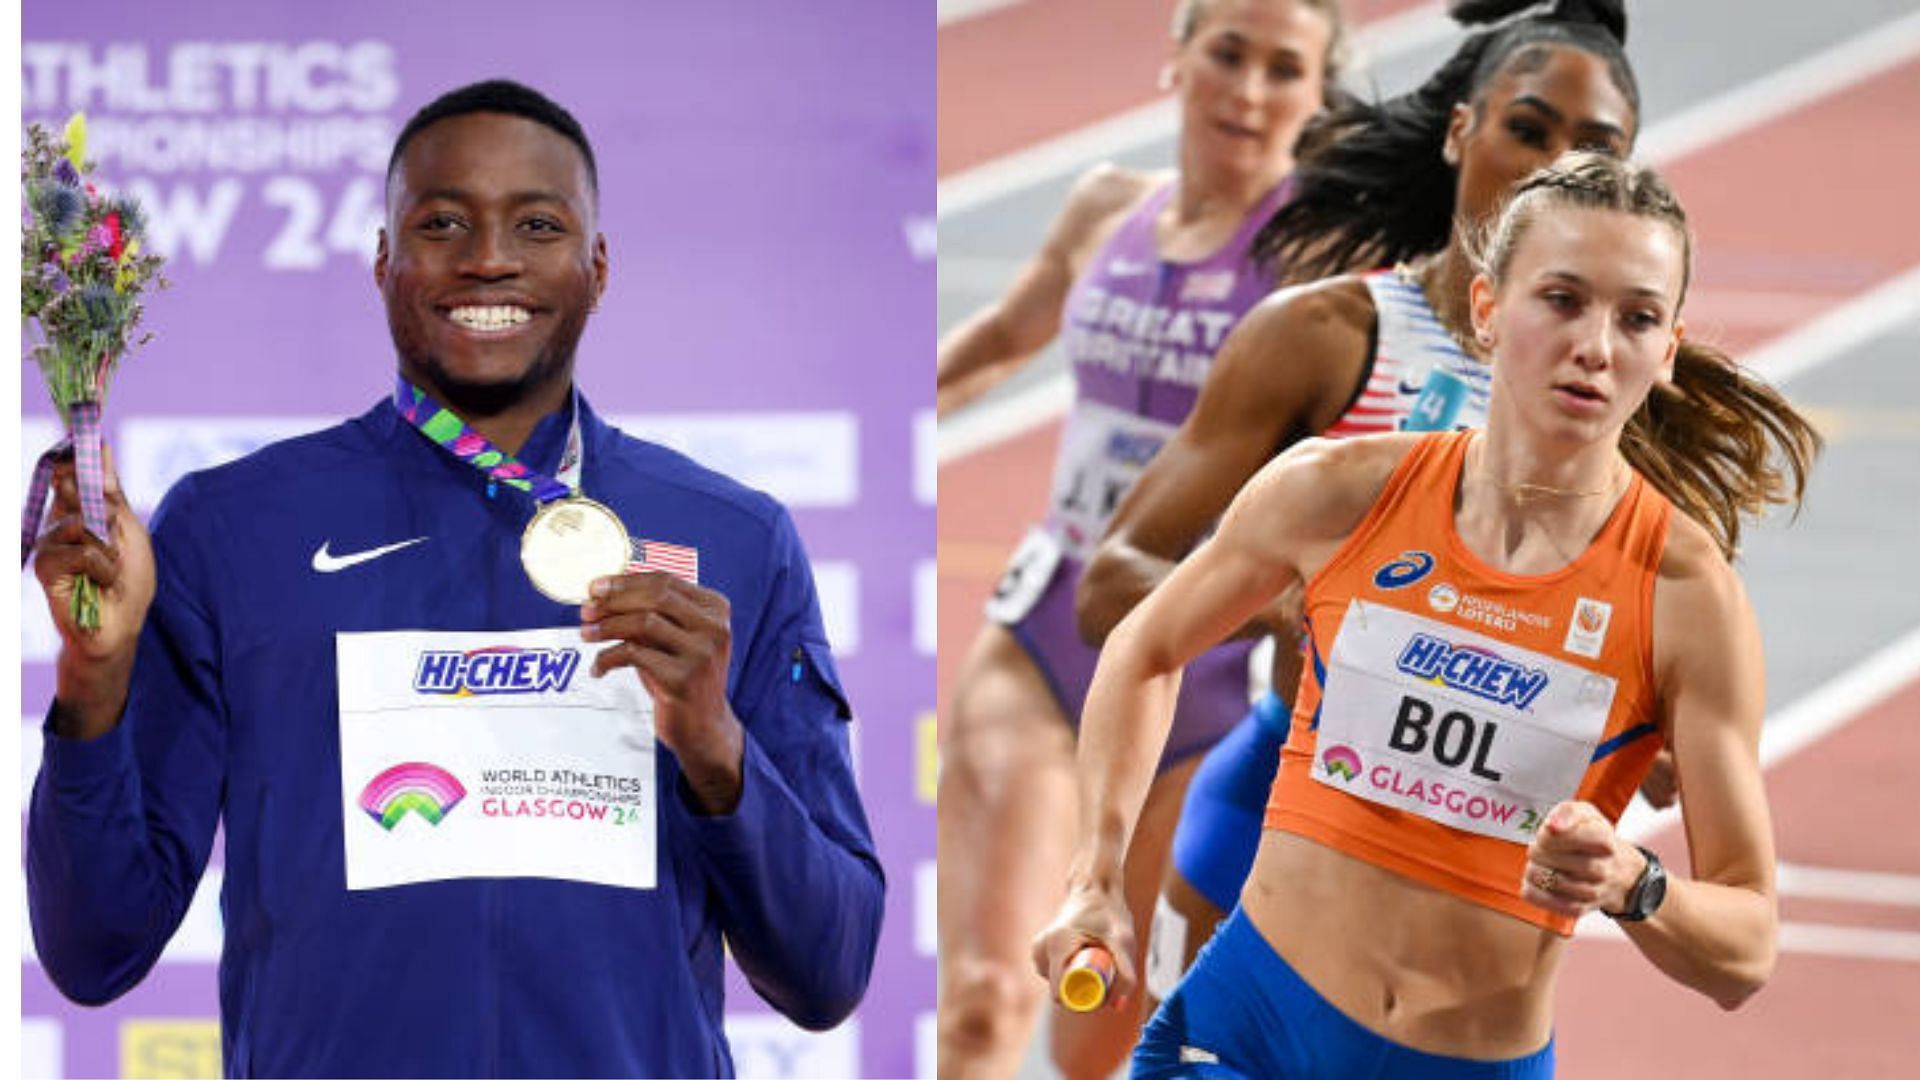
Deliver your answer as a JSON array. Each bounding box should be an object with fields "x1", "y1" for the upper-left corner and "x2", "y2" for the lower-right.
[{"x1": 1059, "y1": 945, "x2": 1115, "y2": 1012}]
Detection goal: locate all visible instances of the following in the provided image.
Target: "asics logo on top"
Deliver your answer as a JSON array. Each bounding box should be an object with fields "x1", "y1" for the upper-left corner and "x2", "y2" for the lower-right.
[
  {"x1": 312, "y1": 537, "x2": 429, "y2": 573},
  {"x1": 1372, "y1": 550, "x2": 1435, "y2": 590}
]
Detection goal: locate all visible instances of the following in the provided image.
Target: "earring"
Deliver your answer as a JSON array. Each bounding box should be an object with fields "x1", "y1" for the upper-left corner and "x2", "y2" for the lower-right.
[
  {"x1": 1158, "y1": 66, "x2": 1175, "y2": 92},
  {"x1": 1476, "y1": 329, "x2": 1492, "y2": 347}
]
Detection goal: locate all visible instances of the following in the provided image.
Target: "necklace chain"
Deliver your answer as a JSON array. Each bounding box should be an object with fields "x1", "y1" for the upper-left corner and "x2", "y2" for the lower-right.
[
  {"x1": 1481, "y1": 444, "x2": 1630, "y2": 505},
  {"x1": 1466, "y1": 430, "x2": 1629, "y2": 506},
  {"x1": 1504, "y1": 474, "x2": 1624, "y2": 505}
]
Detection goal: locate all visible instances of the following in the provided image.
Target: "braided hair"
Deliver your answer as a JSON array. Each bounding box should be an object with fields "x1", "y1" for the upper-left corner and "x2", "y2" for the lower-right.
[{"x1": 1255, "y1": 0, "x2": 1636, "y2": 281}]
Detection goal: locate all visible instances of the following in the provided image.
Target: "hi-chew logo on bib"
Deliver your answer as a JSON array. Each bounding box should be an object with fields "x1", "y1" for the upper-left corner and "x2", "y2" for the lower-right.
[
  {"x1": 1104, "y1": 428, "x2": 1162, "y2": 467},
  {"x1": 414, "y1": 646, "x2": 581, "y2": 696},
  {"x1": 1396, "y1": 634, "x2": 1549, "y2": 710},
  {"x1": 360, "y1": 762, "x2": 467, "y2": 830}
]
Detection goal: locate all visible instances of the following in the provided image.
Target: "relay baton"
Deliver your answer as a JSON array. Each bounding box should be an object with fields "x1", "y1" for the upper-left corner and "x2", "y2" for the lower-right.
[{"x1": 1059, "y1": 944, "x2": 1115, "y2": 1012}]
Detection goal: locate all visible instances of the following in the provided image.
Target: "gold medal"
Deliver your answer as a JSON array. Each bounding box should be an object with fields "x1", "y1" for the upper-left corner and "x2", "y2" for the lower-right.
[{"x1": 519, "y1": 497, "x2": 631, "y2": 604}]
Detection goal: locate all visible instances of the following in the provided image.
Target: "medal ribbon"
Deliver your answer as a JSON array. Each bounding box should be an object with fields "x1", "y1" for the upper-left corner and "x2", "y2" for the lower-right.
[
  {"x1": 20, "y1": 401, "x2": 110, "y2": 567},
  {"x1": 392, "y1": 377, "x2": 583, "y2": 503}
]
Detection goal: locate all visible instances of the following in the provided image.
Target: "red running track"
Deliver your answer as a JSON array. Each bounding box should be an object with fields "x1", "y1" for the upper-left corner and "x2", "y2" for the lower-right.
[{"x1": 938, "y1": 3, "x2": 1920, "y2": 1072}]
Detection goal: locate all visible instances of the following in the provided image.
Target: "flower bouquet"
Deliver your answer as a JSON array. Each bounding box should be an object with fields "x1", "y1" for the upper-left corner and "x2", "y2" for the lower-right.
[{"x1": 21, "y1": 114, "x2": 168, "y2": 630}]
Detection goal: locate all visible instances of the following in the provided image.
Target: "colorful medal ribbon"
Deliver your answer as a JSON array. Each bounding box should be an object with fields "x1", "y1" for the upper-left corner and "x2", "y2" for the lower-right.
[
  {"x1": 393, "y1": 376, "x2": 582, "y2": 501},
  {"x1": 20, "y1": 399, "x2": 111, "y2": 565}
]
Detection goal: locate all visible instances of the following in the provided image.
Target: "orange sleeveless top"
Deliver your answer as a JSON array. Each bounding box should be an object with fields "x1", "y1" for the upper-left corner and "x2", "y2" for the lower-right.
[{"x1": 1265, "y1": 431, "x2": 1670, "y2": 934}]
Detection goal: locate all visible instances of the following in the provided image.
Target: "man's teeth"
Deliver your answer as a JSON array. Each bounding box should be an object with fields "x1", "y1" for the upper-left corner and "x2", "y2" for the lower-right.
[{"x1": 448, "y1": 306, "x2": 531, "y2": 330}]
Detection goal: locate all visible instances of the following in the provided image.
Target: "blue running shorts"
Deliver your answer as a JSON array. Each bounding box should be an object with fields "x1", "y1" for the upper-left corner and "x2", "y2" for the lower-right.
[{"x1": 1134, "y1": 907, "x2": 1555, "y2": 1079}]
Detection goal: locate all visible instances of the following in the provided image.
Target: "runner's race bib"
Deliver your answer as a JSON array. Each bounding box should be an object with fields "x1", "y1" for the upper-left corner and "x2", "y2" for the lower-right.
[
  {"x1": 1046, "y1": 402, "x2": 1176, "y2": 561},
  {"x1": 984, "y1": 526, "x2": 1064, "y2": 626},
  {"x1": 1311, "y1": 601, "x2": 1616, "y2": 843},
  {"x1": 338, "y1": 627, "x2": 656, "y2": 891}
]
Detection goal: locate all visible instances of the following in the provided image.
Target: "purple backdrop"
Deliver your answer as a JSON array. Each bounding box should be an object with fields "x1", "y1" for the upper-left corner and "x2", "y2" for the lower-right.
[{"x1": 19, "y1": 3, "x2": 935, "y2": 1077}]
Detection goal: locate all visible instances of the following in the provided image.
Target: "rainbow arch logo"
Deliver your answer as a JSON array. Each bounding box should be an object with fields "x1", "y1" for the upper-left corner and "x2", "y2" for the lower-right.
[
  {"x1": 360, "y1": 762, "x2": 467, "y2": 830},
  {"x1": 1322, "y1": 744, "x2": 1362, "y2": 783}
]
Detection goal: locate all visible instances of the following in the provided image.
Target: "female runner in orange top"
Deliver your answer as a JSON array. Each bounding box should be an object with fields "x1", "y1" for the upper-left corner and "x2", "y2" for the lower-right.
[{"x1": 1035, "y1": 152, "x2": 1819, "y2": 1077}]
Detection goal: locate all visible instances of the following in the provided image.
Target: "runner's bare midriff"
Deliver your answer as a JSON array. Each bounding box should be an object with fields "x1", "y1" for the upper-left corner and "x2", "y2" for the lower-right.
[{"x1": 1240, "y1": 831, "x2": 1563, "y2": 1059}]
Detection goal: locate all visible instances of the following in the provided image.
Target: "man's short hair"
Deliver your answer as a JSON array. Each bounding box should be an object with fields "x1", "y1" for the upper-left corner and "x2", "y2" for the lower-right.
[{"x1": 386, "y1": 79, "x2": 599, "y2": 197}]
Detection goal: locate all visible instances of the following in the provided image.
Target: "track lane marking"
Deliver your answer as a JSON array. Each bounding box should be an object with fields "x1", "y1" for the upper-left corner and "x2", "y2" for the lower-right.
[
  {"x1": 1616, "y1": 624, "x2": 1920, "y2": 845},
  {"x1": 1635, "y1": 8, "x2": 1920, "y2": 165},
  {"x1": 939, "y1": 19, "x2": 1920, "y2": 463},
  {"x1": 1580, "y1": 916, "x2": 1920, "y2": 963},
  {"x1": 939, "y1": 0, "x2": 1025, "y2": 28},
  {"x1": 938, "y1": 4, "x2": 1456, "y2": 215},
  {"x1": 1776, "y1": 864, "x2": 1920, "y2": 908}
]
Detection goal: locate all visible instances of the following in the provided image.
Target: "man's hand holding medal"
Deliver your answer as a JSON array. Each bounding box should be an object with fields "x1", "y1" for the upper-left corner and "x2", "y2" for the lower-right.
[{"x1": 583, "y1": 571, "x2": 746, "y2": 815}]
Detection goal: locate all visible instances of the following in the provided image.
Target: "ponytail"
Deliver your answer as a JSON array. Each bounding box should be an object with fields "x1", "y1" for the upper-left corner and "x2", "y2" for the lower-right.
[
  {"x1": 1623, "y1": 342, "x2": 1820, "y2": 559},
  {"x1": 1477, "y1": 152, "x2": 1822, "y2": 559}
]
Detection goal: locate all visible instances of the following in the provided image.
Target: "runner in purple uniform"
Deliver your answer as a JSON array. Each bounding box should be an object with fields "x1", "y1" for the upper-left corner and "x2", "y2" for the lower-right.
[{"x1": 935, "y1": 2, "x2": 1343, "y2": 1075}]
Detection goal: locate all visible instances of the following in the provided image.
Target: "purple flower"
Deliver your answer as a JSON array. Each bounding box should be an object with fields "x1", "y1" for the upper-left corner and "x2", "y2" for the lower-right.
[
  {"x1": 27, "y1": 180, "x2": 84, "y2": 239},
  {"x1": 54, "y1": 159, "x2": 79, "y2": 186},
  {"x1": 43, "y1": 264, "x2": 71, "y2": 294}
]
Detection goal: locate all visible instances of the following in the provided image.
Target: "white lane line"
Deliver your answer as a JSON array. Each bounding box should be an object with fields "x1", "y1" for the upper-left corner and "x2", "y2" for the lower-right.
[
  {"x1": 1777, "y1": 922, "x2": 1920, "y2": 963},
  {"x1": 940, "y1": 254, "x2": 1920, "y2": 465},
  {"x1": 1579, "y1": 915, "x2": 1920, "y2": 963},
  {"x1": 1618, "y1": 623, "x2": 1920, "y2": 844},
  {"x1": 1344, "y1": 4, "x2": 1459, "y2": 71},
  {"x1": 939, "y1": 0, "x2": 1025, "y2": 28},
  {"x1": 1754, "y1": 622, "x2": 1920, "y2": 768},
  {"x1": 939, "y1": 375, "x2": 1076, "y2": 463},
  {"x1": 937, "y1": 4, "x2": 1457, "y2": 219},
  {"x1": 940, "y1": 8, "x2": 1920, "y2": 217},
  {"x1": 940, "y1": 99, "x2": 1177, "y2": 221},
  {"x1": 1777, "y1": 863, "x2": 1920, "y2": 908},
  {"x1": 937, "y1": 11, "x2": 1920, "y2": 463},
  {"x1": 1637, "y1": 9, "x2": 1920, "y2": 165},
  {"x1": 1746, "y1": 263, "x2": 1920, "y2": 388},
  {"x1": 941, "y1": 255, "x2": 1029, "y2": 295}
]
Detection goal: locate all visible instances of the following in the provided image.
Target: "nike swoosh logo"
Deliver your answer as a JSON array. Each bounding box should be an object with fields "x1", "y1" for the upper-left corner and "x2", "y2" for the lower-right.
[{"x1": 312, "y1": 537, "x2": 429, "y2": 573}]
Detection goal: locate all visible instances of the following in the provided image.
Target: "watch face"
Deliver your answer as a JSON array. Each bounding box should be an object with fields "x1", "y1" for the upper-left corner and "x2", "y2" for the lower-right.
[{"x1": 1639, "y1": 864, "x2": 1668, "y2": 917}]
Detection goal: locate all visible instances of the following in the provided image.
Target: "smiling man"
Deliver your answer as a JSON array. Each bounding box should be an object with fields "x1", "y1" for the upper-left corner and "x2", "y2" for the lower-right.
[{"x1": 27, "y1": 80, "x2": 883, "y2": 1078}]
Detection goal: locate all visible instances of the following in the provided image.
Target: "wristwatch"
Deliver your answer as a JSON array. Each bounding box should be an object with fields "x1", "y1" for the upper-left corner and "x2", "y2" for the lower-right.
[{"x1": 1608, "y1": 845, "x2": 1668, "y2": 922}]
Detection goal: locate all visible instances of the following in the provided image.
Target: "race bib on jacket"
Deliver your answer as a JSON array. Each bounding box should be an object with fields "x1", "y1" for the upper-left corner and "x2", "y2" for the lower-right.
[{"x1": 338, "y1": 628, "x2": 656, "y2": 891}]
